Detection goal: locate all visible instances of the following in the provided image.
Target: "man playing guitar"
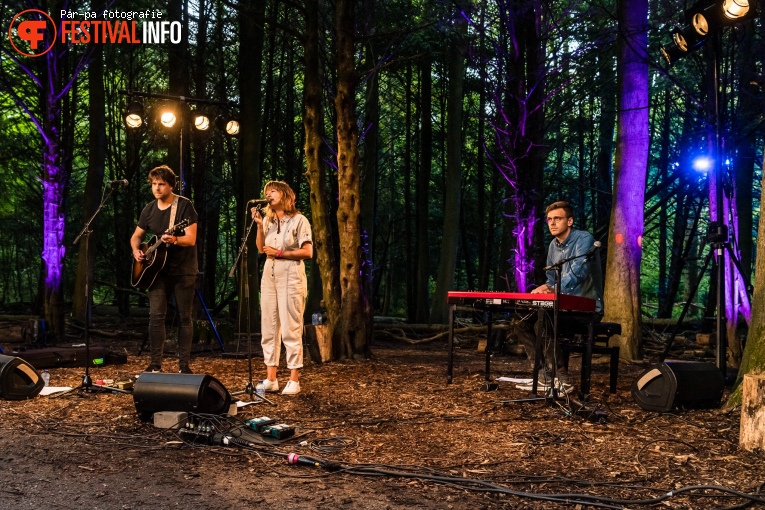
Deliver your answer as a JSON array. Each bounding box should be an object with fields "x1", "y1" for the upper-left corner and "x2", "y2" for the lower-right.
[{"x1": 130, "y1": 165, "x2": 198, "y2": 374}]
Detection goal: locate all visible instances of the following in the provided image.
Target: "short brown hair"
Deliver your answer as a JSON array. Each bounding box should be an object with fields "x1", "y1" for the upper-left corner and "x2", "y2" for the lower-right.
[
  {"x1": 545, "y1": 200, "x2": 574, "y2": 219},
  {"x1": 148, "y1": 165, "x2": 177, "y2": 188}
]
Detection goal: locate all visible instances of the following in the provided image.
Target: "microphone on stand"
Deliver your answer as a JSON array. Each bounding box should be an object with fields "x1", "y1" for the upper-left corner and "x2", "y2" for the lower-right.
[
  {"x1": 248, "y1": 197, "x2": 269, "y2": 205},
  {"x1": 544, "y1": 241, "x2": 601, "y2": 270},
  {"x1": 583, "y1": 240, "x2": 602, "y2": 260},
  {"x1": 109, "y1": 179, "x2": 129, "y2": 188}
]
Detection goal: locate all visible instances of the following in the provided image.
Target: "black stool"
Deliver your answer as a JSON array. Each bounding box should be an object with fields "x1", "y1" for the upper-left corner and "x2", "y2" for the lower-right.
[{"x1": 562, "y1": 322, "x2": 621, "y2": 395}]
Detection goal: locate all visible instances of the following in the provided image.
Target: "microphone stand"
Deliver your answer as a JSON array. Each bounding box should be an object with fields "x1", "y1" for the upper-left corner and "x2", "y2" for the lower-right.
[
  {"x1": 541, "y1": 246, "x2": 600, "y2": 399},
  {"x1": 227, "y1": 204, "x2": 274, "y2": 405},
  {"x1": 70, "y1": 184, "x2": 130, "y2": 395}
]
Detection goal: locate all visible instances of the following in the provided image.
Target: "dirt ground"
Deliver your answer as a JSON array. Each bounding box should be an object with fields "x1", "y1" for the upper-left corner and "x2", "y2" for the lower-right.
[{"x1": 1, "y1": 314, "x2": 764, "y2": 509}]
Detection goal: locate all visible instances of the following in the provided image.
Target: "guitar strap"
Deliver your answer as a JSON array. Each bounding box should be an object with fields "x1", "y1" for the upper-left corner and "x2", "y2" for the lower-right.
[{"x1": 168, "y1": 195, "x2": 179, "y2": 232}]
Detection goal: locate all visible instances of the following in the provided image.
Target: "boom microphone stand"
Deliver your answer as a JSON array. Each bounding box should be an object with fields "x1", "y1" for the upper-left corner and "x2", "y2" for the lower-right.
[
  {"x1": 227, "y1": 203, "x2": 274, "y2": 405},
  {"x1": 70, "y1": 182, "x2": 130, "y2": 394}
]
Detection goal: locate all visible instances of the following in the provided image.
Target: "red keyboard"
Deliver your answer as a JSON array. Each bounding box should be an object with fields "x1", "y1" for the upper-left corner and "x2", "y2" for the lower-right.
[{"x1": 447, "y1": 291, "x2": 595, "y2": 313}]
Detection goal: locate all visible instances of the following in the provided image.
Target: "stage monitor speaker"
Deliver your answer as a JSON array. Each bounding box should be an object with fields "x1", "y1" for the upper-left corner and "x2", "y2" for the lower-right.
[
  {"x1": 0, "y1": 354, "x2": 44, "y2": 400},
  {"x1": 632, "y1": 360, "x2": 724, "y2": 412},
  {"x1": 133, "y1": 372, "x2": 231, "y2": 421}
]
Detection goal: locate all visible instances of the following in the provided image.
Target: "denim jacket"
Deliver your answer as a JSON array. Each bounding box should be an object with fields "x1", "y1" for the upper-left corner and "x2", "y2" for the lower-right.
[{"x1": 544, "y1": 228, "x2": 604, "y2": 314}]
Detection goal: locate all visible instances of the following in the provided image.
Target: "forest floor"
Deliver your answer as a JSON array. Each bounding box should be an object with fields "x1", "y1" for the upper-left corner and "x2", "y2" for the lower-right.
[{"x1": 0, "y1": 312, "x2": 764, "y2": 510}]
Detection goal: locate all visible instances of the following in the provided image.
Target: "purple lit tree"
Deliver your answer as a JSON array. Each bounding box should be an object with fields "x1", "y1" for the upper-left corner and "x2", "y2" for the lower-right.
[
  {"x1": 2, "y1": 6, "x2": 90, "y2": 342},
  {"x1": 489, "y1": 0, "x2": 546, "y2": 293},
  {"x1": 602, "y1": 0, "x2": 649, "y2": 360}
]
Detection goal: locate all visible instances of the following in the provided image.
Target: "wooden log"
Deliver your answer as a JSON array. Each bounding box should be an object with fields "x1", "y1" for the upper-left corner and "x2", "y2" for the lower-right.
[
  {"x1": 695, "y1": 333, "x2": 712, "y2": 346},
  {"x1": 304, "y1": 324, "x2": 331, "y2": 363},
  {"x1": 740, "y1": 374, "x2": 765, "y2": 452}
]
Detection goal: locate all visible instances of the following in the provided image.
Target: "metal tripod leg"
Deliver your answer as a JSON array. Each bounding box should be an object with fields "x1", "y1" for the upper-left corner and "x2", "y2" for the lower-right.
[{"x1": 195, "y1": 288, "x2": 225, "y2": 352}]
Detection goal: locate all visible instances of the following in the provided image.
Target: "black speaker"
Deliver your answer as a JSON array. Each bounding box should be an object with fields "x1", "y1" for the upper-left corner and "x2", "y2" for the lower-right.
[
  {"x1": 0, "y1": 354, "x2": 44, "y2": 400},
  {"x1": 133, "y1": 372, "x2": 231, "y2": 421},
  {"x1": 632, "y1": 360, "x2": 724, "y2": 412}
]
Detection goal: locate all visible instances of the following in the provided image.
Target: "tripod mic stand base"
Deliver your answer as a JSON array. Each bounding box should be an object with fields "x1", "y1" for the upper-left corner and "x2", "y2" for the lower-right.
[
  {"x1": 232, "y1": 390, "x2": 277, "y2": 406},
  {"x1": 232, "y1": 382, "x2": 277, "y2": 406}
]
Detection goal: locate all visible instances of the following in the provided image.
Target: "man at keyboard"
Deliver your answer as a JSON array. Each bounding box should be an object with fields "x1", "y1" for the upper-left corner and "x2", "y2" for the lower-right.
[{"x1": 515, "y1": 200, "x2": 604, "y2": 393}]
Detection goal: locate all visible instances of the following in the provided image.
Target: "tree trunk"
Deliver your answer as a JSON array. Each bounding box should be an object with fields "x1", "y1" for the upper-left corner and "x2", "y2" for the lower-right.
[
  {"x1": 603, "y1": 0, "x2": 649, "y2": 361},
  {"x1": 404, "y1": 63, "x2": 416, "y2": 322},
  {"x1": 431, "y1": 0, "x2": 468, "y2": 324},
  {"x1": 73, "y1": 14, "x2": 107, "y2": 324},
  {"x1": 656, "y1": 90, "x2": 671, "y2": 317},
  {"x1": 304, "y1": 0, "x2": 341, "y2": 359},
  {"x1": 415, "y1": 56, "x2": 432, "y2": 323},
  {"x1": 334, "y1": 0, "x2": 372, "y2": 358},
  {"x1": 41, "y1": 121, "x2": 66, "y2": 344},
  {"x1": 729, "y1": 152, "x2": 765, "y2": 405},
  {"x1": 361, "y1": 0, "x2": 379, "y2": 309},
  {"x1": 238, "y1": 0, "x2": 266, "y2": 329}
]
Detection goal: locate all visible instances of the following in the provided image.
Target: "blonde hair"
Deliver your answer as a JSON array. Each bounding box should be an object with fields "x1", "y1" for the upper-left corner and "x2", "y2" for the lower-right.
[{"x1": 262, "y1": 180, "x2": 299, "y2": 221}]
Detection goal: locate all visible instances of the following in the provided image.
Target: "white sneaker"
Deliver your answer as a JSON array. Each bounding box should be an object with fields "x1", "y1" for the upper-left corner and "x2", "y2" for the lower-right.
[
  {"x1": 281, "y1": 380, "x2": 300, "y2": 395},
  {"x1": 261, "y1": 379, "x2": 279, "y2": 392}
]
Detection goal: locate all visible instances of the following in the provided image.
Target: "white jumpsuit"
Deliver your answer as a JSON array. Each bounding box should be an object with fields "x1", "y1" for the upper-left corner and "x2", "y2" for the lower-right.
[{"x1": 260, "y1": 213, "x2": 312, "y2": 369}]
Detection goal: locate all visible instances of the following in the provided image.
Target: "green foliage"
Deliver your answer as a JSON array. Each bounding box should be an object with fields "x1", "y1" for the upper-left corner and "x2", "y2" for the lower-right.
[{"x1": 0, "y1": 0, "x2": 762, "y2": 332}]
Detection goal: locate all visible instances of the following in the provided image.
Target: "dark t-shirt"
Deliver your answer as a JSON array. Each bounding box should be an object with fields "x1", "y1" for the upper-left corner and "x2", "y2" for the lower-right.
[{"x1": 137, "y1": 195, "x2": 199, "y2": 276}]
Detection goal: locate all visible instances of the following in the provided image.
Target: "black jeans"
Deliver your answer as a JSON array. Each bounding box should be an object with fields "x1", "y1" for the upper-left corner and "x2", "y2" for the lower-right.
[
  {"x1": 515, "y1": 311, "x2": 602, "y2": 372},
  {"x1": 148, "y1": 273, "x2": 197, "y2": 367}
]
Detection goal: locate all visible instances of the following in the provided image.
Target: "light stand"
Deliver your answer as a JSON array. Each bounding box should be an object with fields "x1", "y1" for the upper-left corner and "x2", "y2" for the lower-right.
[
  {"x1": 70, "y1": 183, "x2": 130, "y2": 394},
  {"x1": 227, "y1": 204, "x2": 274, "y2": 405},
  {"x1": 658, "y1": 2, "x2": 756, "y2": 380}
]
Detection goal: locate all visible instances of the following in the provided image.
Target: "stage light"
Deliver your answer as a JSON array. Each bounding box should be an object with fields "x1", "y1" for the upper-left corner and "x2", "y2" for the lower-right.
[
  {"x1": 723, "y1": 0, "x2": 749, "y2": 19},
  {"x1": 124, "y1": 101, "x2": 144, "y2": 129},
  {"x1": 660, "y1": 25, "x2": 706, "y2": 64},
  {"x1": 159, "y1": 106, "x2": 177, "y2": 128},
  {"x1": 215, "y1": 115, "x2": 240, "y2": 136},
  {"x1": 225, "y1": 119, "x2": 240, "y2": 136},
  {"x1": 693, "y1": 156, "x2": 713, "y2": 172},
  {"x1": 692, "y1": 13, "x2": 709, "y2": 35},
  {"x1": 193, "y1": 111, "x2": 211, "y2": 131}
]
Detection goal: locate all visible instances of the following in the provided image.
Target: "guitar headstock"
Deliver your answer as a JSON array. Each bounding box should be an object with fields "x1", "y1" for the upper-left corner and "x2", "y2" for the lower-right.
[{"x1": 170, "y1": 218, "x2": 190, "y2": 235}]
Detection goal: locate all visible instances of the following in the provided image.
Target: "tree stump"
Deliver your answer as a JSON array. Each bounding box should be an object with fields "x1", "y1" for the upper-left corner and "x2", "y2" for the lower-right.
[
  {"x1": 304, "y1": 324, "x2": 331, "y2": 363},
  {"x1": 740, "y1": 374, "x2": 765, "y2": 452}
]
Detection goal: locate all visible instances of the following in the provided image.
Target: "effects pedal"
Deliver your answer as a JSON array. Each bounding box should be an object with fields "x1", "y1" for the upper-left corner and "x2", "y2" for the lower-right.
[
  {"x1": 261, "y1": 423, "x2": 295, "y2": 440},
  {"x1": 245, "y1": 416, "x2": 276, "y2": 433}
]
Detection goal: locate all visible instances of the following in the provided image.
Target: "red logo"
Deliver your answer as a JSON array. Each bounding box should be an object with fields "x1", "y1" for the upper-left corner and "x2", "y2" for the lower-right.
[{"x1": 8, "y1": 9, "x2": 57, "y2": 57}]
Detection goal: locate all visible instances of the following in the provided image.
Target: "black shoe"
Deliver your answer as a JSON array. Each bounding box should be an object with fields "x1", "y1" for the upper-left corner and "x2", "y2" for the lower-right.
[
  {"x1": 179, "y1": 364, "x2": 193, "y2": 374},
  {"x1": 145, "y1": 363, "x2": 162, "y2": 373}
]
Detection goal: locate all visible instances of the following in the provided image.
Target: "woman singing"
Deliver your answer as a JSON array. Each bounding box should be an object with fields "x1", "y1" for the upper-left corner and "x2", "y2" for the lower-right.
[{"x1": 251, "y1": 181, "x2": 313, "y2": 395}]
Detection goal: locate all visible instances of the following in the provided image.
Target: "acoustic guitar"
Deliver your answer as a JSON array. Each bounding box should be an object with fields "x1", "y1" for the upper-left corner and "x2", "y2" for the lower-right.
[{"x1": 131, "y1": 218, "x2": 190, "y2": 290}]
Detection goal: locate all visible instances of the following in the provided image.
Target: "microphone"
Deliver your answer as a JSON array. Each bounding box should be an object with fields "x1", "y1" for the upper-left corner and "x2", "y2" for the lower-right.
[
  {"x1": 583, "y1": 241, "x2": 602, "y2": 259},
  {"x1": 109, "y1": 179, "x2": 129, "y2": 188},
  {"x1": 248, "y1": 197, "x2": 269, "y2": 205}
]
